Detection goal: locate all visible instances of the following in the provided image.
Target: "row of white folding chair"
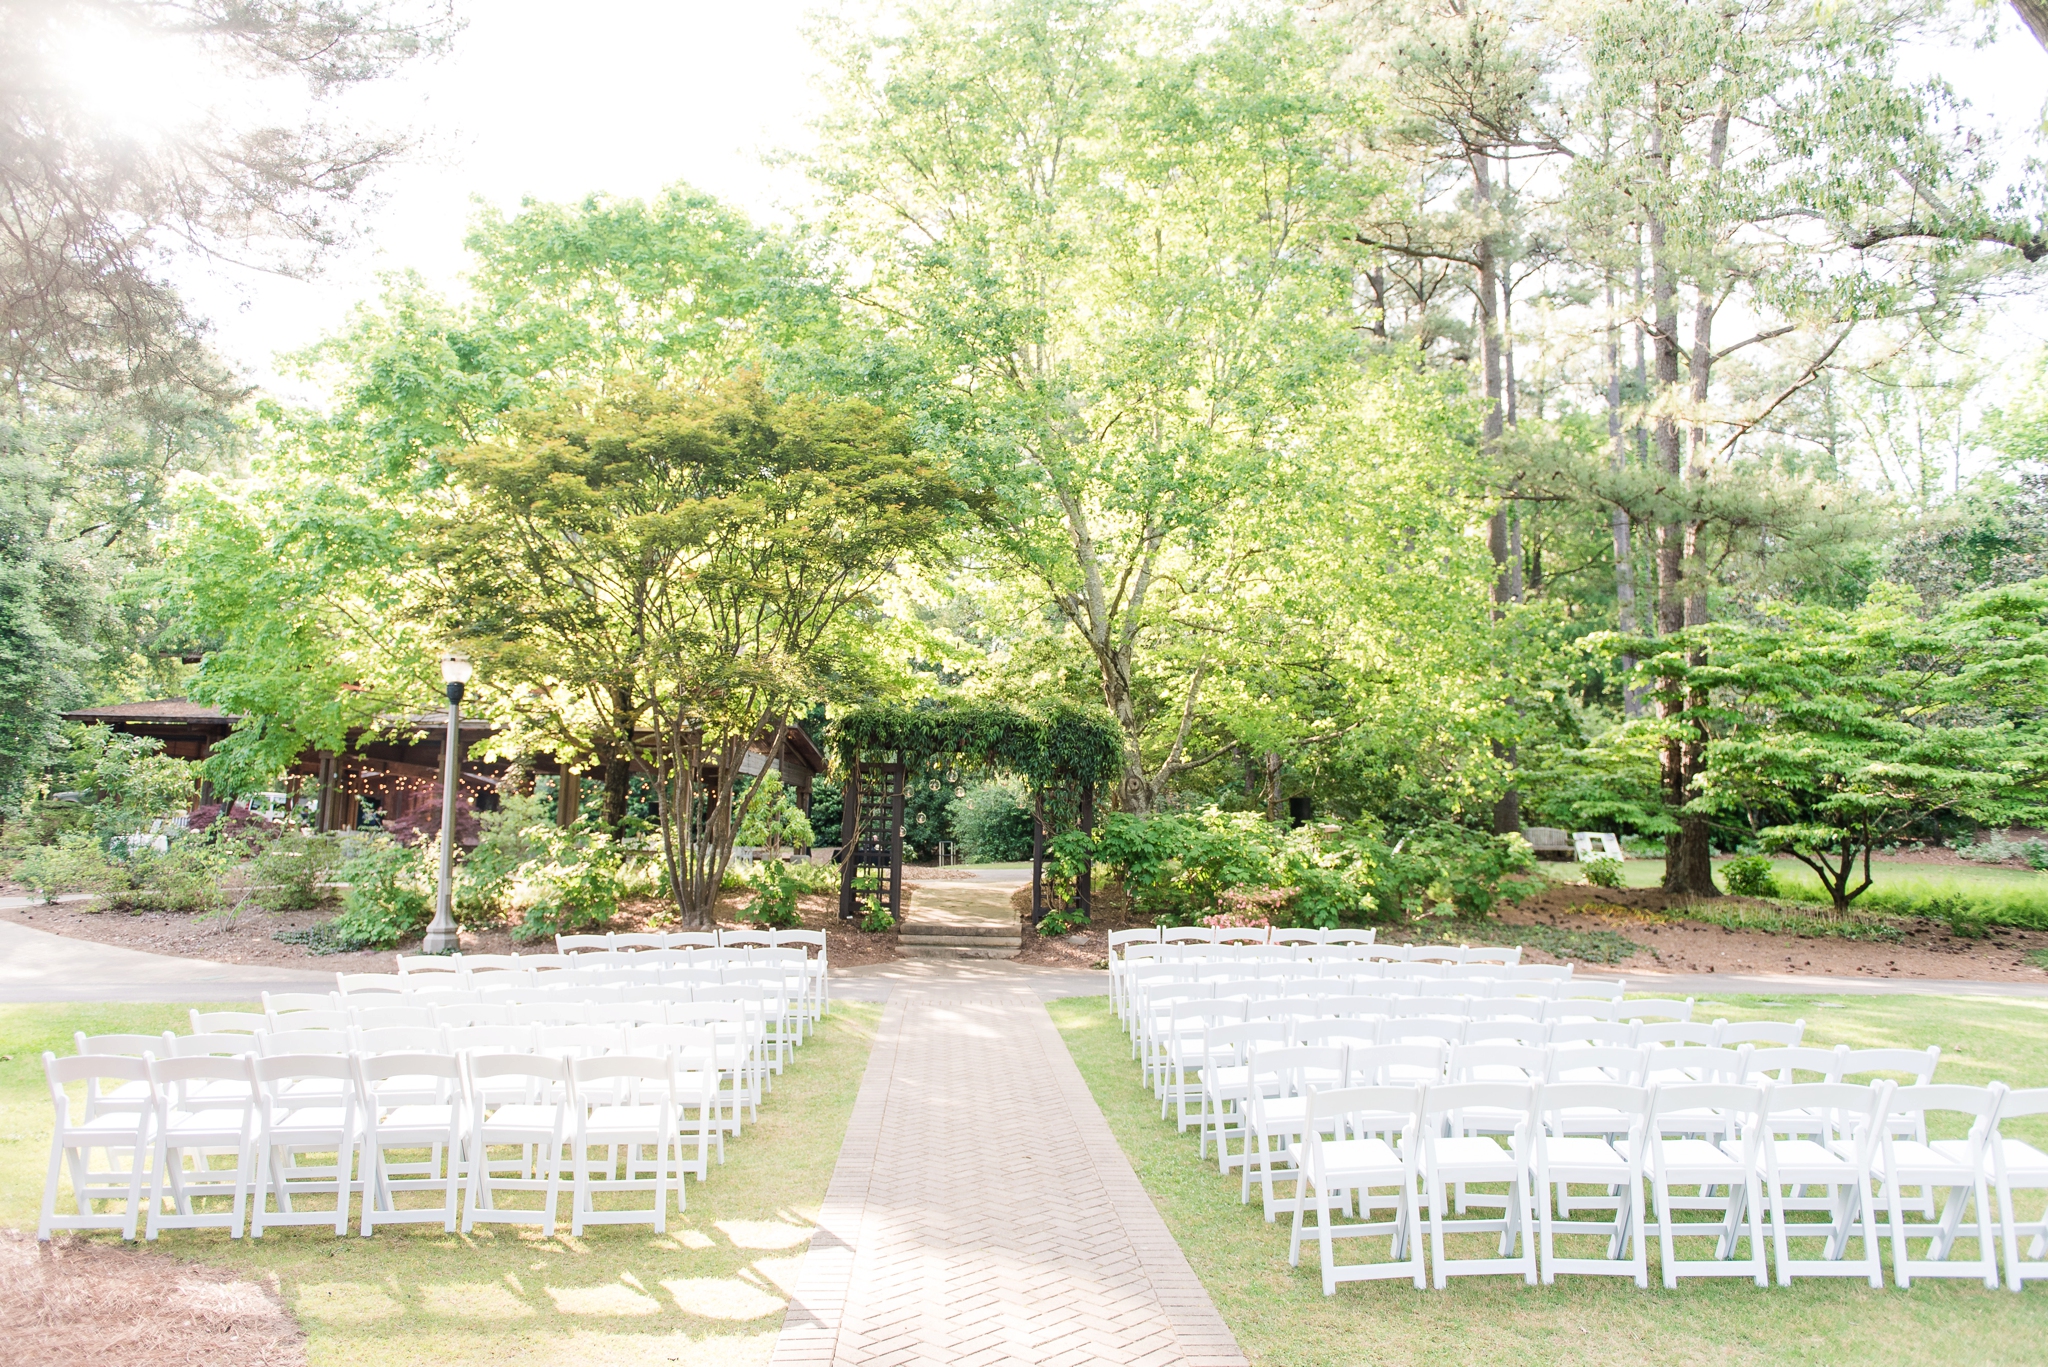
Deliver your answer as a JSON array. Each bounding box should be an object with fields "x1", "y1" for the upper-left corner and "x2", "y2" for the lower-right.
[
  {"x1": 38, "y1": 1045, "x2": 719, "y2": 1242},
  {"x1": 281, "y1": 977, "x2": 807, "y2": 1059},
  {"x1": 1141, "y1": 1004, "x2": 1786, "y2": 1105},
  {"x1": 1122, "y1": 969, "x2": 1605, "y2": 1026},
  {"x1": 256, "y1": 986, "x2": 793, "y2": 1057},
  {"x1": 1126, "y1": 982, "x2": 1646, "y2": 1058},
  {"x1": 555, "y1": 929, "x2": 828, "y2": 955},
  {"x1": 1233, "y1": 1072, "x2": 2048, "y2": 1294},
  {"x1": 1110, "y1": 927, "x2": 1382, "y2": 948},
  {"x1": 163, "y1": 1008, "x2": 771, "y2": 1125},
  {"x1": 1182, "y1": 1033, "x2": 1826, "y2": 1151},
  {"x1": 380, "y1": 938, "x2": 829, "y2": 1014}
]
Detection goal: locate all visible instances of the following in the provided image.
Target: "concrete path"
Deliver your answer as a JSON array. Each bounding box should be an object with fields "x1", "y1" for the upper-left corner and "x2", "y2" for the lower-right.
[
  {"x1": 771, "y1": 986, "x2": 1245, "y2": 1367},
  {"x1": 0, "y1": 911, "x2": 334, "y2": 1003}
]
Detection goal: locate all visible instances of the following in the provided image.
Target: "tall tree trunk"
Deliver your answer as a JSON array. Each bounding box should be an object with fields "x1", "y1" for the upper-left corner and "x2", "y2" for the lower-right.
[
  {"x1": 1472, "y1": 146, "x2": 1521, "y2": 836},
  {"x1": 602, "y1": 684, "x2": 634, "y2": 833},
  {"x1": 1606, "y1": 275, "x2": 1643, "y2": 717}
]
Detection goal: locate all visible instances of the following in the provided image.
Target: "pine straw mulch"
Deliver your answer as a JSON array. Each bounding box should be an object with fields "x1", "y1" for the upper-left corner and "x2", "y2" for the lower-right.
[{"x1": 0, "y1": 1231, "x2": 304, "y2": 1367}]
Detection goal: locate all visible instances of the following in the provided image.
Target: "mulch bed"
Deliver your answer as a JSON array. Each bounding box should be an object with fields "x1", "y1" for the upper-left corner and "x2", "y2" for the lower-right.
[{"x1": 0, "y1": 1230, "x2": 304, "y2": 1367}]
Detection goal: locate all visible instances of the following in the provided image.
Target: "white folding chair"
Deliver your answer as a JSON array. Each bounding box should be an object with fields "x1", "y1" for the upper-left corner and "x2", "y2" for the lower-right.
[
  {"x1": 353, "y1": 1052, "x2": 463, "y2": 1235},
  {"x1": 1199, "y1": 1021, "x2": 1291, "y2": 1170},
  {"x1": 1623, "y1": 998, "x2": 1694, "y2": 1024},
  {"x1": 1718, "y1": 1019, "x2": 1805, "y2": 1048},
  {"x1": 70, "y1": 1032, "x2": 162, "y2": 1119},
  {"x1": 1638, "y1": 1082, "x2": 1768, "y2": 1287},
  {"x1": 263, "y1": 991, "x2": 339, "y2": 1015},
  {"x1": 1873, "y1": 1083, "x2": 2002, "y2": 1289},
  {"x1": 1757, "y1": 1080, "x2": 1889, "y2": 1287},
  {"x1": 1989, "y1": 1086, "x2": 2048, "y2": 1291},
  {"x1": 569, "y1": 1055, "x2": 680, "y2": 1234},
  {"x1": 38, "y1": 1052, "x2": 153, "y2": 1240},
  {"x1": 1418, "y1": 1082, "x2": 1539, "y2": 1286},
  {"x1": 1290, "y1": 1084, "x2": 1426, "y2": 1293},
  {"x1": 145, "y1": 1054, "x2": 257, "y2": 1241},
  {"x1": 1242, "y1": 1046, "x2": 1349, "y2": 1221},
  {"x1": 629, "y1": 1023, "x2": 724, "y2": 1179},
  {"x1": 1533, "y1": 1081, "x2": 1649, "y2": 1286},
  {"x1": 463, "y1": 1053, "x2": 572, "y2": 1236},
  {"x1": 336, "y1": 973, "x2": 405, "y2": 999},
  {"x1": 190, "y1": 1009, "x2": 266, "y2": 1036},
  {"x1": 250, "y1": 1054, "x2": 361, "y2": 1237}
]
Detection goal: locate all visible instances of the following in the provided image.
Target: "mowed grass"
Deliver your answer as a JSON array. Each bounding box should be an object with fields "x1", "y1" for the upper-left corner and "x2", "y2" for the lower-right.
[
  {"x1": 0, "y1": 1000, "x2": 880, "y2": 1367},
  {"x1": 1049, "y1": 993, "x2": 2048, "y2": 1367},
  {"x1": 1542, "y1": 856, "x2": 2048, "y2": 907}
]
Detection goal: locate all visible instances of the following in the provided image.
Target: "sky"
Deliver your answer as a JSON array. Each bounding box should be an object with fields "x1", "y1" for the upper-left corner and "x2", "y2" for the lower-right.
[{"x1": 126, "y1": 1, "x2": 2048, "y2": 404}]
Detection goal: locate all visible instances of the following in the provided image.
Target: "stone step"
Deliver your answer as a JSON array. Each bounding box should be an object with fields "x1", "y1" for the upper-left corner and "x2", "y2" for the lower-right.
[
  {"x1": 898, "y1": 932, "x2": 1022, "y2": 949},
  {"x1": 899, "y1": 943, "x2": 1019, "y2": 960},
  {"x1": 899, "y1": 923, "x2": 1021, "y2": 941}
]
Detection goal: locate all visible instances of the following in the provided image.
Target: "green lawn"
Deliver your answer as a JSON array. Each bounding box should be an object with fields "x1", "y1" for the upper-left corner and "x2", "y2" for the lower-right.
[
  {"x1": 0, "y1": 1000, "x2": 880, "y2": 1367},
  {"x1": 1050, "y1": 993, "x2": 2048, "y2": 1367},
  {"x1": 1542, "y1": 856, "x2": 2048, "y2": 899}
]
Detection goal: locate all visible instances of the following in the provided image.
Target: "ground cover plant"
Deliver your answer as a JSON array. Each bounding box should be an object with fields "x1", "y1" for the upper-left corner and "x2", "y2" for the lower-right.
[
  {"x1": 0, "y1": 1001, "x2": 881, "y2": 1367},
  {"x1": 1050, "y1": 992, "x2": 2048, "y2": 1367}
]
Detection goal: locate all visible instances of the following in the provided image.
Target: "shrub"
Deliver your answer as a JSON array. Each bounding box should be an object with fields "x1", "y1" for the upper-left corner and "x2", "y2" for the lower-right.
[
  {"x1": 513, "y1": 828, "x2": 622, "y2": 942},
  {"x1": 743, "y1": 859, "x2": 803, "y2": 929},
  {"x1": 1397, "y1": 824, "x2": 1537, "y2": 920},
  {"x1": 246, "y1": 833, "x2": 341, "y2": 912},
  {"x1": 1958, "y1": 833, "x2": 2048, "y2": 870},
  {"x1": 859, "y1": 900, "x2": 895, "y2": 933},
  {"x1": 1581, "y1": 855, "x2": 1624, "y2": 889},
  {"x1": 322, "y1": 837, "x2": 435, "y2": 950},
  {"x1": 737, "y1": 772, "x2": 816, "y2": 856},
  {"x1": 121, "y1": 840, "x2": 232, "y2": 914},
  {"x1": 457, "y1": 794, "x2": 550, "y2": 924},
  {"x1": 953, "y1": 778, "x2": 1035, "y2": 863},
  {"x1": 1925, "y1": 893, "x2": 1988, "y2": 939},
  {"x1": 15, "y1": 837, "x2": 122, "y2": 900},
  {"x1": 1037, "y1": 904, "x2": 1087, "y2": 937},
  {"x1": 1721, "y1": 854, "x2": 1779, "y2": 898}
]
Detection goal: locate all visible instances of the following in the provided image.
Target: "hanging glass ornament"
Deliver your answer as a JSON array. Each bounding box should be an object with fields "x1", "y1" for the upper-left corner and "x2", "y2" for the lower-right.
[
  {"x1": 916, "y1": 811, "x2": 927, "y2": 824},
  {"x1": 928, "y1": 780, "x2": 939, "y2": 792},
  {"x1": 954, "y1": 786, "x2": 965, "y2": 799}
]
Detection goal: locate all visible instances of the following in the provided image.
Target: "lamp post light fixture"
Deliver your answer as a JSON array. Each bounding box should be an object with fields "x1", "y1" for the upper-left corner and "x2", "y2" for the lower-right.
[{"x1": 423, "y1": 652, "x2": 473, "y2": 955}]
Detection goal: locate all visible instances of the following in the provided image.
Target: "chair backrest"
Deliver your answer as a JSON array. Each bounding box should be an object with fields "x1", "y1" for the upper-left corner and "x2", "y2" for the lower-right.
[
  {"x1": 354, "y1": 1025, "x2": 447, "y2": 1055},
  {"x1": 261, "y1": 1029, "x2": 352, "y2": 1056},
  {"x1": 1449, "y1": 1042, "x2": 1548, "y2": 1081},
  {"x1": 1649, "y1": 1081, "x2": 1763, "y2": 1128},
  {"x1": 1326, "y1": 930, "x2": 1378, "y2": 947},
  {"x1": 335, "y1": 973, "x2": 405, "y2": 997},
  {"x1": 1350, "y1": 1042, "x2": 1446, "y2": 1084},
  {"x1": 1309, "y1": 1083, "x2": 1423, "y2": 1133},
  {"x1": 1422, "y1": 1081, "x2": 1536, "y2": 1136},
  {"x1": 433, "y1": 1003, "x2": 513, "y2": 1027},
  {"x1": 1884, "y1": 1082, "x2": 2002, "y2": 1125},
  {"x1": 263, "y1": 991, "x2": 337, "y2": 1014},
  {"x1": 1460, "y1": 946, "x2": 1522, "y2": 966},
  {"x1": 354, "y1": 1005, "x2": 436, "y2": 1031},
  {"x1": 588, "y1": 1002, "x2": 666, "y2": 1026},
  {"x1": 1650, "y1": 1045, "x2": 1748, "y2": 1082},
  {"x1": 1455, "y1": 1020, "x2": 1548, "y2": 1053},
  {"x1": 148, "y1": 1053, "x2": 256, "y2": 1099},
  {"x1": 445, "y1": 1025, "x2": 537, "y2": 1055},
  {"x1": 74, "y1": 1032, "x2": 164, "y2": 1058},
  {"x1": 1547, "y1": 1045, "x2": 1650, "y2": 1085},
  {"x1": 1252, "y1": 1045, "x2": 1348, "y2": 1094},
  {"x1": 664, "y1": 932, "x2": 720, "y2": 949},
  {"x1": 1469, "y1": 1003, "x2": 1543, "y2": 1025},
  {"x1": 1993, "y1": 1086, "x2": 2048, "y2": 1124},
  {"x1": 570, "y1": 1052, "x2": 674, "y2": 1098},
  {"x1": 773, "y1": 929, "x2": 826, "y2": 950},
  {"x1": 466, "y1": 1050, "x2": 569, "y2": 1085},
  {"x1": 1716, "y1": 1019, "x2": 1804, "y2": 1048},
  {"x1": 268, "y1": 1009, "x2": 350, "y2": 1032},
  {"x1": 1763, "y1": 1080, "x2": 1892, "y2": 1145},
  {"x1": 45, "y1": 1051, "x2": 152, "y2": 1123},
  {"x1": 169, "y1": 1033, "x2": 258, "y2": 1058},
  {"x1": 461, "y1": 954, "x2": 528, "y2": 972},
  {"x1": 1539, "y1": 1081, "x2": 1648, "y2": 1134},
  {"x1": 1837, "y1": 1046, "x2": 1939, "y2": 1085},
  {"x1": 538, "y1": 1024, "x2": 623, "y2": 1058},
  {"x1": 511, "y1": 1003, "x2": 589, "y2": 1026},
  {"x1": 1624, "y1": 998, "x2": 1694, "y2": 1023},
  {"x1": 1295, "y1": 1020, "x2": 1377, "y2": 1051},
  {"x1": 1549, "y1": 1022, "x2": 1635, "y2": 1049},
  {"x1": 556, "y1": 934, "x2": 613, "y2": 955},
  {"x1": 1321, "y1": 995, "x2": 1392, "y2": 1020},
  {"x1": 396, "y1": 955, "x2": 464, "y2": 976},
  {"x1": 1162, "y1": 926, "x2": 1213, "y2": 944},
  {"x1": 253, "y1": 1052, "x2": 356, "y2": 1085},
  {"x1": 355, "y1": 1050, "x2": 459, "y2": 1086},
  {"x1": 1745, "y1": 1046, "x2": 1843, "y2": 1083},
  {"x1": 1509, "y1": 964, "x2": 1573, "y2": 982},
  {"x1": 1637, "y1": 1021, "x2": 1721, "y2": 1049},
  {"x1": 1544, "y1": 997, "x2": 1622, "y2": 1023},
  {"x1": 189, "y1": 1009, "x2": 265, "y2": 1035}
]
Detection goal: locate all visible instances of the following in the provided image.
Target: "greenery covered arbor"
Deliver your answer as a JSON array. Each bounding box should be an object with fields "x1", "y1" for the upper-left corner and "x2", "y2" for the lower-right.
[{"x1": 828, "y1": 701, "x2": 1122, "y2": 923}]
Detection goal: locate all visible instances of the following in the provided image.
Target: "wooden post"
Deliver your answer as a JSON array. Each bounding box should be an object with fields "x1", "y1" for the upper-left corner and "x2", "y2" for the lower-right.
[
  {"x1": 887, "y1": 762, "x2": 905, "y2": 924},
  {"x1": 1030, "y1": 789, "x2": 1045, "y2": 924},
  {"x1": 838, "y1": 756, "x2": 861, "y2": 920},
  {"x1": 314, "y1": 753, "x2": 338, "y2": 834},
  {"x1": 556, "y1": 769, "x2": 581, "y2": 827},
  {"x1": 1077, "y1": 780, "x2": 1095, "y2": 918}
]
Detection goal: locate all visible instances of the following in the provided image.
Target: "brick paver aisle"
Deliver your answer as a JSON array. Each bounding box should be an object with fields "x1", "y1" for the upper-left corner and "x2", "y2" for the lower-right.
[{"x1": 771, "y1": 988, "x2": 1246, "y2": 1367}]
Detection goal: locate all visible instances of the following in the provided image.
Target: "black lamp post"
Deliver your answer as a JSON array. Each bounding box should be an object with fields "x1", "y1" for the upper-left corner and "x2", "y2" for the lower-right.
[{"x1": 423, "y1": 652, "x2": 472, "y2": 954}]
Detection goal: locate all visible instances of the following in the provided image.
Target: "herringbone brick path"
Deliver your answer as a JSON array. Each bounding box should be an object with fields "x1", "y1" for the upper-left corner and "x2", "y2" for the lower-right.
[{"x1": 771, "y1": 988, "x2": 1245, "y2": 1367}]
